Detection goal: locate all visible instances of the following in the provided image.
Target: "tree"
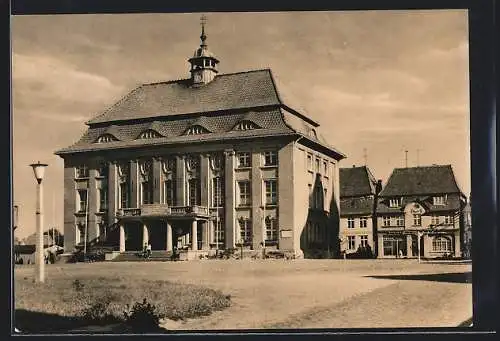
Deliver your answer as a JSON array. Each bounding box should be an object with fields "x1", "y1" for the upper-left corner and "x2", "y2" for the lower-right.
[{"x1": 45, "y1": 228, "x2": 64, "y2": 247}]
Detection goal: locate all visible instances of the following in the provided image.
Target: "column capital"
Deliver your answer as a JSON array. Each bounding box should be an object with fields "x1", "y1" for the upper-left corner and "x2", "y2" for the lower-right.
[{"x1": 224, "y1": 149, "x2": 235, "y2": 156}]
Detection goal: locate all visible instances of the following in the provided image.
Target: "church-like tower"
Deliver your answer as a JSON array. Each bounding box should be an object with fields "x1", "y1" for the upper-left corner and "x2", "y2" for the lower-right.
[{"x1": 188, "y1": 16, "x2": 220, "y2": 86}]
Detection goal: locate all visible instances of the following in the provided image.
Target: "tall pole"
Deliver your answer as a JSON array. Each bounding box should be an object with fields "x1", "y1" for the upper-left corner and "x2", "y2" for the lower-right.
[
  {"x1": 52, "y1": 191, "x2": 55, "y2": 246},
  {"x1": 35, "y1": 179, "x2": 45, "y2": 282},
  {"x1": 404, "y1": 150, "x2": 408, "y2": 168},
  {"x1": 417, "y1": 234, "x2": 420, "y2": 263}
]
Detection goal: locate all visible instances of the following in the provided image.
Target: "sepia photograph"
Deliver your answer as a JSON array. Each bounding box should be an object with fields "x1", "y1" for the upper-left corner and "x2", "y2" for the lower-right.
[{"x1": 11, "y1": 9, "x2": 474, "y2": 334}]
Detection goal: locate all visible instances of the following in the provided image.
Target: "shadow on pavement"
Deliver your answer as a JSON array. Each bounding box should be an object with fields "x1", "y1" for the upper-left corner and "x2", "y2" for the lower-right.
[{"x1": 365, "y1": 271, "x2": 472, "y2": 284}]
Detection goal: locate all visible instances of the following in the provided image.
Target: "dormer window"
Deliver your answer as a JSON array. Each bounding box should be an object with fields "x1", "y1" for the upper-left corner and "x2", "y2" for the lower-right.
[
  {"x1": 96, "y1": 134, "x2": 118, "y2": 143},
  {"x1": 234, "y1": 120, "x2": 260, "y2": 131},
  {"x1": 138, "y1": 129, "x2": 162, "y2": 139},
  {"x1": 433, "y1": 195, "x2": 447, "y2": 206},
  {"x1": 185, "y1": 125, "x2": 210, "y2": 135},
  {"x1": 389, "y1": 198, "x2": 402, "y2": 208}
]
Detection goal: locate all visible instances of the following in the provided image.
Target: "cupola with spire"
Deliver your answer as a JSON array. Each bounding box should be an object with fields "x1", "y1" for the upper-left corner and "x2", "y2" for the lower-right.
[{"x1": 188, "y1": 15, "x2": 219, "y2": 86}]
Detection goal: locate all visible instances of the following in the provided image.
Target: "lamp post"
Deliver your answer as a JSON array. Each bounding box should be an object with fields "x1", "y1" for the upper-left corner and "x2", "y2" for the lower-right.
[
  {"x1": 239, "y1": 238, "x2": 244, "y2": 260},
  {"x1": 417, "y1": 231, "x2": 423, "y2": 263},
  {"x1": 30, "y1": 161, "x2": 48, "y2": 283}
]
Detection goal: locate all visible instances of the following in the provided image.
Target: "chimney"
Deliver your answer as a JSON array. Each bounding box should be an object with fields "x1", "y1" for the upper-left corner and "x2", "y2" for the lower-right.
[{"x1": 376, "y1": 180, "x2": 383, "y2": 194}]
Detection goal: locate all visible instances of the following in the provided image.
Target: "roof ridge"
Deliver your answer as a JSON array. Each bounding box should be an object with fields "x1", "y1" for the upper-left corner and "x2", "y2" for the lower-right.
[
  {"x1": 143, "y1": 78, "x2": 191, "y2": 86},
  {"x1": 141, "y1": 69, "x2": 272, "y2": 86},
  {"x1": 394, "y1": 164, "x2": 452, "y2": 170},
  {"x1": 216, "y1": 68, "x2": 272, "y2": 78}
]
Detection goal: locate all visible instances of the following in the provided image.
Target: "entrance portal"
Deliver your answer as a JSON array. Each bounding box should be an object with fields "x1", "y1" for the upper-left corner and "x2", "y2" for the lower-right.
[
  {"x1": 148, "y1": 221, "x2": 168, "y2": 251},
  {"x1": 125, "y1": 222, "x2": 142, "y2": 251}
]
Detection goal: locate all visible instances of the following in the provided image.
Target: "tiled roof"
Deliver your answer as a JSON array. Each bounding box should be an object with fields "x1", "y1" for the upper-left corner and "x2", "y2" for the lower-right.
[
  {"x1": 340, "y1": 166, "x2": 377, "y2": 198},
  {"x1": 55, "y1": 68, "x2": 346, "y2": 159},
  {"x1": 86, "y1": 69, "x2": 282, "y2": 125},
  {"x1": 376, "y1": 194, "x2": 462, "y2": 214},
  {"x1": 379, "y1": 165, "x2": 462, "y2": 196},
  {"x1": 56, "y1": 109, "x2": 296, "y2": 154},
  {"x1": 340, "y1": 196, "x2": 375, "y2": 216},
  {"x1": 146, "y1": 121, "x2": 164, "y2": 135}
]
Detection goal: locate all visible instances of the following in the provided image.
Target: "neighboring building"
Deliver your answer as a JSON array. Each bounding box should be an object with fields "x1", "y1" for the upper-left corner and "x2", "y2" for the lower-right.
[
  {"x1": 376, "y1": 165, "x2": 466, "y2": 259},
  {"x1": 55, "y1": 22, "x2": 346, "y2": 259},
  {"x1": 339, "y1": 166, "x2": 381, "y2": 257},
  {"x1": 22, "y1": 233, "x2": 55, "y2": 247},
  {"x1": 14, "y1": 244, "x2": 62, "y2": 264},
  {"x1": 462, "y1": 196, "x2": 472, "y2": 259}
]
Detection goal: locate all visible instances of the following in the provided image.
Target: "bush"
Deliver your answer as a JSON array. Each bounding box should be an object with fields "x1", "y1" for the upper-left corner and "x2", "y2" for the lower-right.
[
  {"x1": 123, "y1": 298, "x2": 165, "y2": 332},
  {"x1": 80, "y1": 297, "x2": 114, "y2": 323}
]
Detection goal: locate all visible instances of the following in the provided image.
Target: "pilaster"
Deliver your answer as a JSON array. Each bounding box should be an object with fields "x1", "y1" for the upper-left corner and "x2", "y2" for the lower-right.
[
  {"x1": 130, "y1": 160, "x2": 139, "y2": 208},
  {"x1": 176, "y1": 155, "x2": 186, "y2": 206},
  {"x1": 224, "y1": 149, "x2": 235, "y2": 249},
  {"x1": 200, "y1": 154, "x2": 210, "y2": 207},
  {"x1": 107, "y1": 162, "x2": 118, "y2": 226},
  {"x1": 153, "y1": 157, "x2": 162, "y2": 204},
  {"x1": 88, "y1": 168, "x2": 98, "y2": 241},
  {"x1": 63, "y1": 163, "x2": 77, "y2": 253},
  {"x1": 251, "y1": 152, "x2": 264, "y2": 250}
]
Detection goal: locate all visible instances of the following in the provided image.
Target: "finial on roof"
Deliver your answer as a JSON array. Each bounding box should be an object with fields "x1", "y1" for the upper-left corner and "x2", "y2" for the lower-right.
[{"x1": 200, "y1": 14, "x2": 207, "y2": 46}]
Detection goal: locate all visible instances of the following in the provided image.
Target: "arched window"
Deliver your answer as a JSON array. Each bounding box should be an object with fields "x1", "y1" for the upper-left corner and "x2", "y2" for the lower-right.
[
  {"x1": 432, "y1": 237, "x2": 451, "y2": 252},
  {"x1": 138, "y1": 129, "x2": 162, "y2": 139},
  {"x1": 234, "y1": 120, "x2": 260, "y2": 131},
  {"x1": 184, "y1": 125, "x2": 210, "y2": 135},
  {"x1": 96, "y1": 134, "x2": 118, "y2": 143}
]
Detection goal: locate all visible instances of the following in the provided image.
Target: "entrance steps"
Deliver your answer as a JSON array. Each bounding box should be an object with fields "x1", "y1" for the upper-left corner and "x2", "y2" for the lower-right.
[{"x1": 110, "y1": 250, "x2": 175, "y2": 262}]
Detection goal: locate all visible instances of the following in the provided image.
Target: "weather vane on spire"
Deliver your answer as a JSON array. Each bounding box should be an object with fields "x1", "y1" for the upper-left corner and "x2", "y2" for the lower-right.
[{"x1": 200, "y1": 14, "x2": 207, "y2": 45}]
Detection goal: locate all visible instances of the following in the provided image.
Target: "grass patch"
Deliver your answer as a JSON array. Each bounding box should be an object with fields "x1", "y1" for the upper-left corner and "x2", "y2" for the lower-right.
[{"x1": 15, "y1": 274, "x2": 231, "y2": 332}]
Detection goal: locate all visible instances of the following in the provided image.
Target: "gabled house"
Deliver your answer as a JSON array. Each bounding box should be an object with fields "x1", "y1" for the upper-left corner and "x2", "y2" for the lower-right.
[
  {"x1": 339, "y1": 166, "x2": 381, "y2": 257},
  {"x1": 376, "y1": 165, "x2": 466, "y2": 259}
]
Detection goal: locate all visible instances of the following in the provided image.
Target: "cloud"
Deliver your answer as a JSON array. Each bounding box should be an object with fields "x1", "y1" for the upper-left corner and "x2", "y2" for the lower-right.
[{"x1": 13, "y1": 52, "x2": 124, "y2": 104}]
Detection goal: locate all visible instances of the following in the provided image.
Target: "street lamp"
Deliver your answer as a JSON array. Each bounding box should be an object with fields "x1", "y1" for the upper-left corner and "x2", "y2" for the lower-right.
[
  {"x1": 30, "y1": 161, "x2": 48, "y2": 283},
  {"x1": 417, "y1": 231, "x2": 423, "y2": 263},
  {"x1": 239, "y1": 238, "x2": 244, "y2": 260}
]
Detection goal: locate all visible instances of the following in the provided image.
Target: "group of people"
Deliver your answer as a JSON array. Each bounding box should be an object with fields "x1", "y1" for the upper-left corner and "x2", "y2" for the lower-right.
[{"x1": 141, "y1": 242, "x2": 152, "y2": 258}]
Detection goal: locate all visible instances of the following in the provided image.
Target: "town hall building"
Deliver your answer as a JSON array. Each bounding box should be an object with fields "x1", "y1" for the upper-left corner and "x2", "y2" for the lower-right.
[{"x1": 55, "y1": 21, "x2": 346, "y2": 259}]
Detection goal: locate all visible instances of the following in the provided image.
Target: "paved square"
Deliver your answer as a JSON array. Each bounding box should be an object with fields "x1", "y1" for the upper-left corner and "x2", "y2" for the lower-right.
[{"x1": 15, "y1": 259, "x2": 472, "y2": 330}]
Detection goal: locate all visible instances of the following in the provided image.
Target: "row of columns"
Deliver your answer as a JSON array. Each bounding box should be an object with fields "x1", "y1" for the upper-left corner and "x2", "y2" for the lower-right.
[{"x1": 119, "y1": 220, "x2": 208, "y2": 252}]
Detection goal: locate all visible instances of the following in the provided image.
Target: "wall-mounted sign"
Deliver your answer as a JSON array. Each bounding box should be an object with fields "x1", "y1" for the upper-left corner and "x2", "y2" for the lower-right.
[{"x1": 280, "y1": 230, "x2": 292, "y2": 238}]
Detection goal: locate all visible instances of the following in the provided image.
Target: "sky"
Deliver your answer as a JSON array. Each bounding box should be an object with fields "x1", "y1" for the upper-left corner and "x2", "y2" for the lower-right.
[{"x1": 11, "y1": 10, "x2": 470, "y2": 240}]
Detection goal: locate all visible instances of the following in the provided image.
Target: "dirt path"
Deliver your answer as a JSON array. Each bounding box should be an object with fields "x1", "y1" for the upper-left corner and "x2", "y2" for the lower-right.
[
  {"x1": 265, "y1": 280, "x2": 472, "y2": 329},
  {"x1": 162, "y1": 273, "x2": 396, "y2": 330}
]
